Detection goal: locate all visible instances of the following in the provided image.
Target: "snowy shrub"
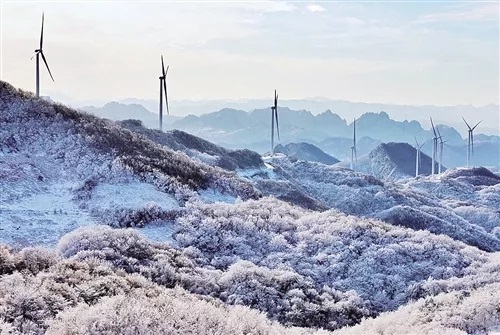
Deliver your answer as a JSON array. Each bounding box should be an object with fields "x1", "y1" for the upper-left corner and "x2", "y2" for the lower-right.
[
  {"x1": 174, "y1": 197, "x2": 490, "y2": 317},
  {"x1": 15, "y1": 247, "x2": 59, "y2": 274},
  {"x1": 453, "y1": 205, "x2": 500, "y2": 233},
  {"x1": 91, "y1": 204, "x2": 182, "y2": 228},
  {"x1": 0, "y1": 246, "x2": 15, "y2": 275},
  {"x1": 333, "y1": 283, "x2": 500, "y2": 335},
  {"x1": 219, "y1": 261, "x2": 370, "y2": 329},
  {"x1": 45, "y1": 288, "x2": 310, "y2": 335},
  {"x1": 376, "y1": 205, "x2": 500, "y2": 252}
]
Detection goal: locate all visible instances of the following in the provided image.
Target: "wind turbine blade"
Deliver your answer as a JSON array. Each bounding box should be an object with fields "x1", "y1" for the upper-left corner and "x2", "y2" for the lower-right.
[
  {"x1": 436, "y1": 126, "x2": 442, "y2": 140},
  {"x1": 275, "y1": 108, "x2": 280, "y2": 140},
  {"x1": 430, "y1": 117, "x2": 437, "y2": 137},
  {"x1": 163, "y1": 79, "x2": 169, "y2": 115},
  {"x1": 161, "y1": 55, "x2": 166, "y2": 77},
  {"x1": 40, "y1": 52, "x2": 55, "y2": 82},
  {"x1": 40, "y1": 12, "x2": 44, "y2": 49},
  {"x1": 462, "y1": 117, "x2": 471, "y2": 130},
  {"x1": 414, "y1": 136, "x2": 419, "y2": 147},
  {"x1": 472, "y1": 121, "x2": 482, "y2": 131}
]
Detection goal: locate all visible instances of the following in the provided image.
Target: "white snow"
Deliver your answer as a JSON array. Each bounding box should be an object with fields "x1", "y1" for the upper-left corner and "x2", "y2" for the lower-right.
[
  {"x1": 88, "y1": 182, "x2": 179, "y2": 211},
  {"x1": 198, "y1": 189, "x2": 237, "y2": 204},
  {"x1": 0, "y1": 181, "x2": 180, "y2": 248},
  {"x1": 236, "y1": 161, "x2": 278, "y2": 181},
  {"x1": 133, "y1": 221, "x2": 177, "y2": 245},
  {"x1": 490, "y1": 325, "x2": 500, "y2": 334},
  {"x1": 0, "y1": 182, "x2": 96, "y2": 247}
]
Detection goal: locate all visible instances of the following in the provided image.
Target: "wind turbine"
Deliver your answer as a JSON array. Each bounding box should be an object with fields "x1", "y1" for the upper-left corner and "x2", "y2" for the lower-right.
[
  {"x1": 270, "y1": 89, "x2": 280, "y2": 156},
  {"x1": 31, "y1": 12, "x2": 55, "y2": 98},
  {"x1": 462, "y1": 117, "x2": 481, "y2": 168},
  {"x1": 414, "y1": 137, "x2": 425, "y2": 177},
  {"x1": 350, "y1": 118, "x2": 357, "y2": 170},
  {"x1": 158, "y1": 55, "x2": 169, "y2": 131},
  {"x1": 436, "y1": 127, "x2": 447, "y2": 174},
  {"x1": 430, "y1": 118, "x2": 438, "y2": 176}
]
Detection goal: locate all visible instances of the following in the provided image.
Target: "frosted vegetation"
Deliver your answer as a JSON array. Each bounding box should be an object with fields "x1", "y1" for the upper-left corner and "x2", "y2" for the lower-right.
[
  {"x1": 1, "y1": 81, "x2": 500, "y2": 334},
  {"x1": 253, "y1": 157, "x2": 500, "y2": 252},
  {"x1": 1, "y1": 223, "x2": 500, "y2": 334}
]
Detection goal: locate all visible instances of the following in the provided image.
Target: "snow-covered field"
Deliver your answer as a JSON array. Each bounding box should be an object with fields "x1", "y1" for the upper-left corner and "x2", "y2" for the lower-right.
[
  {"x1": 0, "y1": 179, "x2": 183, "y2": 247},
  {"x1": 0, "y1": 182, "x2": 96, "y2": 247}
]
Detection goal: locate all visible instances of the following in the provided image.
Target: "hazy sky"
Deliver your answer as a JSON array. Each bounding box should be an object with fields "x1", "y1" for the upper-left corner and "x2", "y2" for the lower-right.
[{"x1": 1, "y1": 0, "x2": 499, "y2": 106}]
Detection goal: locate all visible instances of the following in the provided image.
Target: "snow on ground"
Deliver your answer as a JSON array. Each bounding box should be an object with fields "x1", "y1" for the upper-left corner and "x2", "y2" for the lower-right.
[
  {"x1": 0, "y1": 180, "x2": 181, "y2": 248},
  {"x1": 88, "y1": 182, "x2": 180, "y2": 211},
  {"x1": 490, "y1": 325, "x2": 500, "y2": 334},
  {"x1": 0, "y1": 182, "x2": 97, "y2": 248},
  {"x1": 197, "y1": 189, "x2": 237, "y2": 204},
  {"x1": 133, "y1": 221, "x2": 177, "y2": 246},
  {"x1": 237, "y1": 159, "x2": 279, "y2": 180}
]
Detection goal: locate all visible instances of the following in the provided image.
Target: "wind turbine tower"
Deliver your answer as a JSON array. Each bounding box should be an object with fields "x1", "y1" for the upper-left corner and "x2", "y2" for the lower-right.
[
  {"x1": 430, "y1": 118, "x2": 438, "y2": 176},
  {"x1": 270, "y1": 90, "x2": 280, "y2": 156},
  {"x1": 436, "y1": 127, "x2": 446, "y2": 174},
  {"x1": 462, "y1": 117, "x2": 481, "y2": 168},
  {"x1": 414, "y1": 137, "x2": 424, "y2": 177},
  {"x1": 350, "y1": 118, "x2": 357, "y2": 170},
  {"x1": 158, "y1": 55, "x2": 169, "y2": 131},
  {"x1": 32, "y1": 12, "x2": 55, "y2": 98}
]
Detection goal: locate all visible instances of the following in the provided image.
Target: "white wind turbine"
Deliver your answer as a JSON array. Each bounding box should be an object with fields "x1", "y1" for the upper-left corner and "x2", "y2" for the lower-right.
[
  {"x1": 31, "y1": 12, "x2": 55, "y2": 98},
  {"x1": 270, "y1": 90, "x2": 280, "y2": 156},
  {"x1": 158, "y1": 55, "x2": 169, "y2": 131},
  {"x1": 414, "y1": 137, "x2": 425, "y2": 177},
  {"x1": 462, "y1": 117, "x2": 481, "y2": 168},
  {"x1": 350, "y1": 118, "x2": 357, "y2": 170},
  {"x1": 430, "y1": 118, "x2": 438, "y2": 176},
  {"x1": 436, "y1": 127, "x2": 447, "y2": 174}
]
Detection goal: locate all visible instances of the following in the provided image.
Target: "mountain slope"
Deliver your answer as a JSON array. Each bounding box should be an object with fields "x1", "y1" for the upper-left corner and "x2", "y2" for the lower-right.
[
  {"x1": 119, "y1": 119, "x2": 263, "y2": 171},
  {"x1": 2, "y1": 80, "x2": 500, "y2": 334},
  {"x1": 352, "y1": 142, "x2": 440, "y2": 179},
  {"x1": 0, "y1": 81, "x2": 260, "y2": 246},
  {"x1": 244, "y1": 156, "x2": 500, "y2": 252},
  {"x1": 82, "y1": 101, "x2": 180, "y2": 128},
  {"x1": 274, "y1": 142, "x2": 340, "y2": 165}
]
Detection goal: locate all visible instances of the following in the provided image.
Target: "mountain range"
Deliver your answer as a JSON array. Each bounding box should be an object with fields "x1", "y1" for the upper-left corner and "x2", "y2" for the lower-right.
[
  {"x1": 83, "y1": 101, "x2": 498, "y2": 168},
  {"x1": 100, "y1": 97, "x2": 498, "y2": 136}
]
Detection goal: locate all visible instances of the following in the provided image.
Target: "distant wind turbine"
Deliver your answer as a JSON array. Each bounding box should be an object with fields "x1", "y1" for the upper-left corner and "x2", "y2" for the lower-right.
[
  {"x1": 350, "y1": 118, "x2": 357, "y2": 170},
  {"x1": 436, "y1": 127, "x2": 447, "y2": 174},
  {"x1": 270, "y1": 90, "x2": 280, "y2": 156},
  {"x1": 462, "y1": 117, "x2": 481, "y2": 168},
  {"x1": 158, "y1": 55, "x2": 169, "y2": 131},
  {"x1": 430, "y1": 117, "x2": 438, "y2": 176},
  {"x1": 31, "y1": 12, "x2": 55, "y2": 98},
  {"x1": 414, "y1": 137, "x2": 425, "y2": 177}
]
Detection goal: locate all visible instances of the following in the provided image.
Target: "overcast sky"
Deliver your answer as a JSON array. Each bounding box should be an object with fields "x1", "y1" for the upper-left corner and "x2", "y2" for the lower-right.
[{"x1": 1, "y1": 0, "x2": 499, "y2": 106}]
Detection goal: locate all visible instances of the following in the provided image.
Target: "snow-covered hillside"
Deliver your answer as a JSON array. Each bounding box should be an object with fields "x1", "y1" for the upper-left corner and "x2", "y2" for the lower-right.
[
  {"x1": 1, "y1": 80, "x2": 500, "y2": 334},
  {"x1": 346, "y1": 142, "x2": 438, "y2": 179},
  {"x1": 0, "y1": 81, "x2": 259, "y2": 246},
  {"x1": 243, "y1": 156, "x2": 500, "y2": 252},
  {"x1": 274, "y1": 142, "x2": 340, "y2": 165}
]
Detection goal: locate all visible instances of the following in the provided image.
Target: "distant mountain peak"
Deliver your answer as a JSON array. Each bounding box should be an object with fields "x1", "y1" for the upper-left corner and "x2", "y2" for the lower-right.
[{"x1": 274, "y1": 142, "x2": 340, "y2": 165}]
